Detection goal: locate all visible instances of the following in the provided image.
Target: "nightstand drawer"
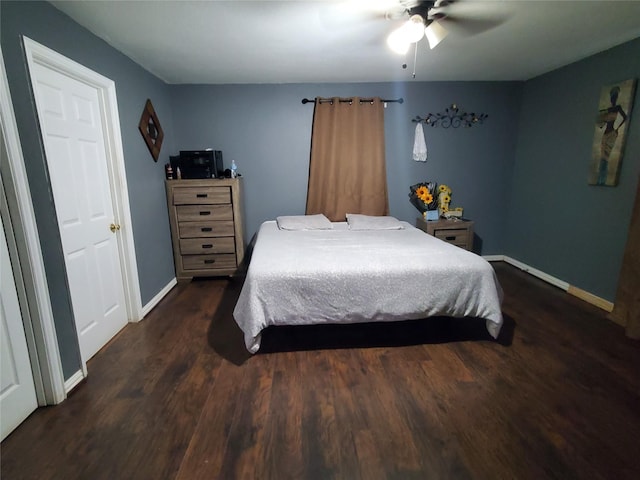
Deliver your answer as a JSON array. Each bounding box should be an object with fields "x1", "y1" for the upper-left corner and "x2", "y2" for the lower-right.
[
  {"x1": 176, "y1": 204, "x2": 233, "y2": 222},
  {"x1": 179, "y1": 237, "x2": 236, "y2": 255},
  {"x1": 415, "y1": 217, "x2": 474, "y2": 251},
  {"x1": 178, "y1": 220, "x2": 235, "y2": 238},
  {"x1": 434, "y1": 228, "x2": 468, "y2": 246},
  {"x1": 173, "y1": 186, "x2": 230, "y2": 205},
  {"x1": 182, "y1": 254, "x2": 237, "y2": 271}
]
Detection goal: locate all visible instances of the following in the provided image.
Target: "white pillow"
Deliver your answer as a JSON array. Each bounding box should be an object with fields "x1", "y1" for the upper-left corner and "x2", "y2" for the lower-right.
[
  {"x1": 346, "y1": 214, "x2": 404, "y2": 230},
  {"x1": 276, "y1": 214, "x2": 333, "y2": 230}
]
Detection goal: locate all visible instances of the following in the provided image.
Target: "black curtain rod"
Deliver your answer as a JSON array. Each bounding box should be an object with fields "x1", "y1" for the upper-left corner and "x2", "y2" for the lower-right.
[{"x1": 301, "y1": 97, "x2": 404, "y2": 105}]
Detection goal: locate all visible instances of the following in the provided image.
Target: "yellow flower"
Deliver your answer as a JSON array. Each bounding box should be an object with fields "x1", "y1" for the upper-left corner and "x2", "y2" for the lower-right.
[
  {"x1": 421, "y1": 192, "x2": 433, "y2": 204},
  {"x1": 438, "y1": 184, "x2": 448, "y2": 193},
  {"x1": 441, "y1": 194, "x2": 451, "y2": 204},
  {"x1": 416, "y1": 186, "x2": 428, "y2": 198}
]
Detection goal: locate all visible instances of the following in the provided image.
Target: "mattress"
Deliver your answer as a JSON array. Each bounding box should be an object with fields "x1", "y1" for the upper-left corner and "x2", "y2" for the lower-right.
[{"x1": 233, "y1": 220, "x2": 503, "y2": 353}]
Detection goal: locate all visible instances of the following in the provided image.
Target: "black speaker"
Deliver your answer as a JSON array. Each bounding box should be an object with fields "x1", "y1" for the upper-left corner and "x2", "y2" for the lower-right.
[{"x1": 214, "y1": 150, "x2": 224, "y2": 178}]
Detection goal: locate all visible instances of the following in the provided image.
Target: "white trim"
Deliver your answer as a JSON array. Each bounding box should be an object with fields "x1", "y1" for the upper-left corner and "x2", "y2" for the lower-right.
[
  {"x1": 482, "y1": 254, "x2": 505, "y2": 262},
  {"x1": 500, "y1": 256, "x2": 616, "y2": 312},
  {"x1": 502, "y1": 255, "x2": 570, "y2": 291},
  {"x1": 63, "y1": 369, "x2": 85, "y2": 394},
  {"x1": 22, "y1": 37, "x2": 143, "y2": 327},
  {"x1": 98, "y1": 69, "x2": 144, "y2": 324},
  {"x1": 0, "y1": 46, "x2": 66, "y2": 404},
  {"x1": 141, "y1": 277, "x2": 177, "y2": 318}
]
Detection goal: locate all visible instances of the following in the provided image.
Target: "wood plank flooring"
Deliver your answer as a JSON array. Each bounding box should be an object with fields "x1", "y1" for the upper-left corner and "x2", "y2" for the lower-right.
[{"x1": 2, "y1": 262, "x2": 640, "y2": 479}]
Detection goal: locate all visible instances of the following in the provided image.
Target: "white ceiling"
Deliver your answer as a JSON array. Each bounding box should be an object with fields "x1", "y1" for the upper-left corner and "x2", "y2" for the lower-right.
[{"x1": 50, "y1": 0, "x2": 640, "y2": 84}]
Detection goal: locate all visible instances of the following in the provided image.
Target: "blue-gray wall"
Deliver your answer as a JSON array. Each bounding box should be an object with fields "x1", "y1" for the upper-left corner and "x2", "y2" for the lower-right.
[
  {"x1": 1, "y1": 1, "x2": 177, "y2": 378},
  {"x1": 507, "y1": 38, "x2": 640, "y2": 302},
  {"x1": 170, "y1": 82, "x2": 522, "y2": 253}
]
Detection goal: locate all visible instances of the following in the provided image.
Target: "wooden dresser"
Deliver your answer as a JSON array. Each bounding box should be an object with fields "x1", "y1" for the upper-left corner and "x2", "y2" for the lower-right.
[
  {"x1": 415, "y1": 217, "x2": 474, "y2": 251},
  {"x1": 165, "y1": 178, "x2": 244, "y2": 281}
]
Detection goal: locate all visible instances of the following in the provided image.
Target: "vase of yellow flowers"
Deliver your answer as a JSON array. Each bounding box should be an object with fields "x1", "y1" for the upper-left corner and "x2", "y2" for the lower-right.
[
  {"x1": 409, "y1": 182, "x2": 439, "y2": 220},
  {"x1": 437, "y1": 184, "x2": 452, "y2": 215},
  {"x1": 436, "y1": 184, "x2": 465, "y2": 218}
]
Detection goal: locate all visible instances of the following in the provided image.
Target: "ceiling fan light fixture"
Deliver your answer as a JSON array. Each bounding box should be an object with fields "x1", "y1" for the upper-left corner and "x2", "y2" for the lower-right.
[
  {"x1": 404, "y1": 14, "x2": 426, "y2": 43},
  {"x1": 387, "y1": 26, "x2": 411, "y2": 54},
  {"x1": 425, "y1": 19, "x2": 449, "y2": 49}
]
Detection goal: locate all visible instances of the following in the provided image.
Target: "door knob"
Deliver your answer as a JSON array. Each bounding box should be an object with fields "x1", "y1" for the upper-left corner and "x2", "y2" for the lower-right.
[{"x1": 110, "y1": 223, "x2": 121, "y2": 233}]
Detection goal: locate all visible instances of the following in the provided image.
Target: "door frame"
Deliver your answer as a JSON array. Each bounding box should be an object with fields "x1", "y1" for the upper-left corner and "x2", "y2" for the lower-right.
[
  {"x1": 1, "y1": 45, "x2": 65, "y2": 404},
  {"x1": 23, "y1": 37, "x2": 143, "y2": 331}
]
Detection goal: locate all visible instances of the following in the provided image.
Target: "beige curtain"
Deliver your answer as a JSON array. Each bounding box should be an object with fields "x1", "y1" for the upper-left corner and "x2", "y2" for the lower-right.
[{"x1": 306, "y1": 97, "x2": 388, "y2": 221}]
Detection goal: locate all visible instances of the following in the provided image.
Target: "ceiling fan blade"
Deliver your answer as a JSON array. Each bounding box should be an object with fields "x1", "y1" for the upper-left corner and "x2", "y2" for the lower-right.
[
  {"x1": 441, "y1": 14, "x2": 510, "y2": 37},
  {"x1": 431, "y1": 0, "x2": 514, "y2": 37},
  {"x1": 318, "y1": 1, "x2": 406, "y2": 31}
]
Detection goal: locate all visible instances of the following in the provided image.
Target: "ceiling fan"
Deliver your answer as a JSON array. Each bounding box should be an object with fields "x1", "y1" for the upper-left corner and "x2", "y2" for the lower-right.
[
  {"x1": 346, "y1": 0, "x2": 510, "y2": 77},
  {"x1": 381, "y1": 0, "x2": 510, "y2": 53},
  {"x1": 322, "y1": 1, "x2": 508, "y2": 41},
  {"x1": 320, "y1": 0, "x2": 510, "y2": 76}
]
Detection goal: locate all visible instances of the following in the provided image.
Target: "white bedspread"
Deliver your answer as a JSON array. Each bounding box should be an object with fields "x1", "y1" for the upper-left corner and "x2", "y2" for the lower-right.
[{"x1": 233, "y1": 221, "x2": 503, "y2": 353}]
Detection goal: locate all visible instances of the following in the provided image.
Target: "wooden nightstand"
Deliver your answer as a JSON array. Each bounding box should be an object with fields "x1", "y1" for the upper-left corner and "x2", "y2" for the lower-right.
[{"x1": 416, "y1": 217, "x2": 474, "y2": 251}]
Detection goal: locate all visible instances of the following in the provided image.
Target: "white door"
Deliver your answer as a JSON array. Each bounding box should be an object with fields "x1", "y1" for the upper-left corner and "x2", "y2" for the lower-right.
[
  {"x1": 30, "y1": 63, "x2": 128, "y2": 362},
  {"x1": 1, "y1": 210, "x2": 38, "y2": 440}
]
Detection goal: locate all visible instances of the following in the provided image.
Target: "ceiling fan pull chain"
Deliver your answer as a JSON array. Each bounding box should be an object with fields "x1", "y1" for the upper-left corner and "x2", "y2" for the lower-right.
[{"x1": 412, "y1": 40, "x2": 419, "y2": 79}]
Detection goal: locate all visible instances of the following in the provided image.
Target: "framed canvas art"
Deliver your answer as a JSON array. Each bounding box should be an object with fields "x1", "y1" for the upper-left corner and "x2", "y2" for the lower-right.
[{"x1": 588, "y1": 78, "x2": 636, "y2": 186}]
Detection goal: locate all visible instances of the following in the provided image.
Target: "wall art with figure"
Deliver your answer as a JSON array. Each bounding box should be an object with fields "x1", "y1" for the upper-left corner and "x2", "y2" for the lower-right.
[{"x1": 589, "y1": 78, "x2": 636, "y2": 186}]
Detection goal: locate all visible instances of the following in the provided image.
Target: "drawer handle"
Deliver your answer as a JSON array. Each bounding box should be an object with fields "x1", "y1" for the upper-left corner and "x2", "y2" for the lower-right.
[
  {"x1": 445, "y1": 236, "x2": 456, "y2": 241},
  {"x1": 202, "y1": 244, "x2": 213, "y2": 249},
  {"x1": 199, "y1": 211, "x2": 211, "y2": 216},
  {"x1": 196, "y1": 193, "x2": 208, "y2": 198},
  {"x1": 201, "y1": 227, "x2": 213, "y2": 232},
  {"x1": 204, "y1": 259, "x2": 216, "y2": 264}
]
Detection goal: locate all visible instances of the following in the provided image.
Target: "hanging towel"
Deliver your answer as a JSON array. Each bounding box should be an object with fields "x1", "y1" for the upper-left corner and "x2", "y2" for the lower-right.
[{"x1": 412, "y1": 123, "x2": 427, "y2": 162}]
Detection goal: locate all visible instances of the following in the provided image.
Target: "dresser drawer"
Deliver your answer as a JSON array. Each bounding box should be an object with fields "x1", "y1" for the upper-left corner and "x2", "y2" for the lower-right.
[
  {"x1": 179, "y1": 237, "x2": 236, "y2": 255},
  {"x1": 173, "y1": 186, "x2": 230, "y2": 205},
  {"x1": 178, "y1": 220, "x2": 235, "y2": 238},
  {"x1": 434, "y1": 228, "x2": 469, "y2": 247},
  {"x1": 182, "y1": 254, "x2": 237, "y2": 271},
  {"x1": 173, "y1": 186, "x2": 231, "y2": 205},
  {"x1": 176, "y1": 204, "x2": 233, "y2": 222}
]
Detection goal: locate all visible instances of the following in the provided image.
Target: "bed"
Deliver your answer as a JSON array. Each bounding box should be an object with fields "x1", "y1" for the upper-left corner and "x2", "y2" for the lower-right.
[{"x1": 233, "y1": 215, "x2": 503, "y2": 353}]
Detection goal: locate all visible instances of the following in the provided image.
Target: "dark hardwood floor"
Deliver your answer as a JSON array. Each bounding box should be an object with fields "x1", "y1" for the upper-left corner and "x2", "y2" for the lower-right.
[{"x1": 2, "y1": 262, "x2": 639, "y2": 479}]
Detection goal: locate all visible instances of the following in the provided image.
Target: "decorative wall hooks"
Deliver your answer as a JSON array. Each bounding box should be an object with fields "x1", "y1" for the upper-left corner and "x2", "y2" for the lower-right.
[{"x1": 412, "y1": 104, "x2": 488, "y2": 128}]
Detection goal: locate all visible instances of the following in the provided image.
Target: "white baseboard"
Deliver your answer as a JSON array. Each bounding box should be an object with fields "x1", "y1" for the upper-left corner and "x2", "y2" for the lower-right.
[
  {"x1": 140, "y1": 277, "x2": 177, "y2": 319},
  {"x1": 485, "y1": 255, "x2": 613, "y2": 312},
  {"x1": 64, "y1": 369, "x2": 85, "y2": 395},
  {"x1": 502, "y1": 256, "x2": 570, "y2": 291}
]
